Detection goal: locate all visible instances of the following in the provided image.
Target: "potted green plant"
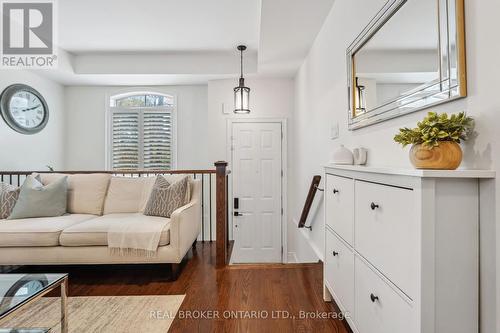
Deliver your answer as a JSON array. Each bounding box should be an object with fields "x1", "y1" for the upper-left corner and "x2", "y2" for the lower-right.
[{"x1": 394, "y1": 112, "x2": 474, "y2": 170}]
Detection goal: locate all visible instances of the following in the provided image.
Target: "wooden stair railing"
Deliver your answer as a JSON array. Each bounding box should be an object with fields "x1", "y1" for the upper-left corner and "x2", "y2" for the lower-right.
[
  {"x1": 0, "y1": 162, "x2": 233, "y2": 268},
  {"x1": 214, "y1": 161, "x2": 232, "y2": 267}
]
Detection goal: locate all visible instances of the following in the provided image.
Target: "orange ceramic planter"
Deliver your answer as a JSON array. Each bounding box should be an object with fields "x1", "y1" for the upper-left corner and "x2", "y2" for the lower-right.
[{"x1": 410, "y1": 141, "x2": 463, "y2": 170}]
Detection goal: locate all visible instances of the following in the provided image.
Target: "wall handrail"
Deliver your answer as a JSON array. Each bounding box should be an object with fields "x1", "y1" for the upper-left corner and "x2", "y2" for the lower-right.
[{"x1": 298, "y1": 175, "x2": 322, "y2": 231}]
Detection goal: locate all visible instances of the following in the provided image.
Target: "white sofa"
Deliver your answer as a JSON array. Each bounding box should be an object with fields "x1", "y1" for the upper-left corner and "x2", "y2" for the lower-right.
[{"x1": 0, "y1": 173, "x2": 201, "y2": 278}]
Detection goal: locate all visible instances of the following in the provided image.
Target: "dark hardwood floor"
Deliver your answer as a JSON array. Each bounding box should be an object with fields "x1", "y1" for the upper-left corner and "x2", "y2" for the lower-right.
[{"x1": 13, "y1": 242, "x2": 351, "y2": 333}]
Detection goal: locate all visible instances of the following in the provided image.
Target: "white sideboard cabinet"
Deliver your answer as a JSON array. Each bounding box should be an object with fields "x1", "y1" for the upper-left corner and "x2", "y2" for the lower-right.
[{"x1": 323, "y1": 165, "x2": 495, "y2": 333}]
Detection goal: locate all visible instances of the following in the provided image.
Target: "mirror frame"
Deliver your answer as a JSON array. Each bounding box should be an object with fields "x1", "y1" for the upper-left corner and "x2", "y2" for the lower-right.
[{"x1": 347, "y1": 0, "x2": 466, "y2": 130}]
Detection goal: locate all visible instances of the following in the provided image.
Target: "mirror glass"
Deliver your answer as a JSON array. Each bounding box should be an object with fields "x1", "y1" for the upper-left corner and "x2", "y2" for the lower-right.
[
  {"x1": 347, "y1": 0, "x2": 466, "y2": 130},
  {"x1": 353, "y1": 0, "x2": 439, "y2": 114}
]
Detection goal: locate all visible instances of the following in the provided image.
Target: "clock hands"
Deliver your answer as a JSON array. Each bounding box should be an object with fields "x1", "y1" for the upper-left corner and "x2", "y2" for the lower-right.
[{"x1": 20, "y1": 105, "x2": 41, "y2": 112}]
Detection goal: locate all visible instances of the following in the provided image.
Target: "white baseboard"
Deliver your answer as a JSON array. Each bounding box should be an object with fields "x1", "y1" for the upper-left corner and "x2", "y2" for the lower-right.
[{"x1": 287, "y1": 252, "x2": 298, "y2": 263}]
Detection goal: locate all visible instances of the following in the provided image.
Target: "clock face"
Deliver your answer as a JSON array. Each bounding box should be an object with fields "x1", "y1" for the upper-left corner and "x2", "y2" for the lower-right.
[
  {"x1": 0, "y1": 84, "x2": 49, "y2": 134},
  {"x1": 9, "y1": 91, "x2": 46, "y2": 129},
  {"x1": 13, "y1": 280, "x2": 45, "y2": 297}
]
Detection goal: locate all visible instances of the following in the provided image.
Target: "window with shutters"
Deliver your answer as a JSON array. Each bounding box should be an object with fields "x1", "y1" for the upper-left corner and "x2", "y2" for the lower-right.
[{"x1": 107, "y1": 92, "x2": 176, "y2": 170}]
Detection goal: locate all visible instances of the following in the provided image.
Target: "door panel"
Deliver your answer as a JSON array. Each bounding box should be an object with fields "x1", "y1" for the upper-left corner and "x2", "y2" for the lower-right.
[{"x1": 232, "y1": 122, "x2": 282, "y2": 263}]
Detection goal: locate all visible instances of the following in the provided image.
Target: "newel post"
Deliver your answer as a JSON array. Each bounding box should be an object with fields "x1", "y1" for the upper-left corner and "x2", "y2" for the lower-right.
[{"x1": 214, "y1": 161, "x2": 228, "y2": 267}]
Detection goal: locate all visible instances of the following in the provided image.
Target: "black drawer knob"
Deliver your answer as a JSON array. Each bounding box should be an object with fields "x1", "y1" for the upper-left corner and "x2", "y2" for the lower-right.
[
  {"x1": 332, "y1": 251, "x2": 339, "y2": 256},
  {"x1": 370, "y1": 202, "x2": 379, "y2": 210},
  {"x1": 370, "y1": 293, "x2": 379, "y2": 303},
  {"x1": 333, "y1": 189, "x2": 339, "y2": 194}
]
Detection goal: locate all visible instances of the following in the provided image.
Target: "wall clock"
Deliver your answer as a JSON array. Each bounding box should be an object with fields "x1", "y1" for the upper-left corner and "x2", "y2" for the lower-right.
[
  {"x1": 0, "y1": 274, "x2": 49, "y2": 311},
  {"x1": 0, "y1": 84, "x2": 49, "y2": 134}
]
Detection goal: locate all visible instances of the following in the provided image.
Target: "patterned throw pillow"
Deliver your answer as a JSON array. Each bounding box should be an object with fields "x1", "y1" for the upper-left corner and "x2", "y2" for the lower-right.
[
  {"x1": 0, "y1": 182, "x2": 20, "y2": 219},
  {"x1": 144, "y1": 176, "x2": 190, "y2": 218}
]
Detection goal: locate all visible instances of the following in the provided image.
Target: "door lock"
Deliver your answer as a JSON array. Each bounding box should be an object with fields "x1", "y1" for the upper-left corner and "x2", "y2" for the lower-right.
[{"x1": 234, "y1": 212, "x2": 243, "y2": 217}]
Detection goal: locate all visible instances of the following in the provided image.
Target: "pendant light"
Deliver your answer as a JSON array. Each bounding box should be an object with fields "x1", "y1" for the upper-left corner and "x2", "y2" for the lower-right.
[{"x1": 234, "y1": 45, "x2": 250, "y2": 114}]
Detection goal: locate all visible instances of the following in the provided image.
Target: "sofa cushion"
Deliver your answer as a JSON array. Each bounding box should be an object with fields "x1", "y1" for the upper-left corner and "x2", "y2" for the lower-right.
[
  {"x1": 144, "y1": 176, "x2": 190, "y2": 218},
  {"x1": 0, "y1": 214, "x2": 96, "y2": 247},
  {"x1": 59, "y1": 213, "x2": 171, "y2": 247},
  {"x1": 0, "y1": 182, "x2": 20, "y2": 219},
  {"x1": 1, "y1": 175, "x2": 45, "y2": 219},
  {"x1": 103, "y1": 177, "x2": 156, "y2": 214},
  {"x1": 39, "y1": 173, "x2": 111, "y2": 215},
  {"x1": 8, "y1": 175, "x2": 68, "y2": 220}
]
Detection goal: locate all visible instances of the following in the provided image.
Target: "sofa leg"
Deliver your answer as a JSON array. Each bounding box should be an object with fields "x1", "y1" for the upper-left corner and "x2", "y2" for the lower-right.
[
  {"x1": 170, "y1": 263, "x2": 181, "y2": 281},
  {"x1": 192, "y1": 240, "x2": 197, "y2": 251}
]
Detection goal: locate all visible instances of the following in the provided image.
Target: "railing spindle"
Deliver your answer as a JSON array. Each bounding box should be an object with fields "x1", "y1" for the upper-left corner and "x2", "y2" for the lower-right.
[
  {"x1": 209, "y1": 173, "x2": 213, "y2": 242},
  {"x1": 201, "y1": 174, "x2": 205, "y2": 242}
]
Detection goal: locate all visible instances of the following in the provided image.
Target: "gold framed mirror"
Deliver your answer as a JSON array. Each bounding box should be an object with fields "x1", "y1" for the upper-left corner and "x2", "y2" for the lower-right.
[{"x1": 347, "y1": 0, "x2": 466, "y2": 130}]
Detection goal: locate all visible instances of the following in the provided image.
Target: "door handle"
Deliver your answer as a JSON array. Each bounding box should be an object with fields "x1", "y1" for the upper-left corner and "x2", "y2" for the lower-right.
[{"x1": 234, "y1": 212, "x2": 243, "y2": 217}]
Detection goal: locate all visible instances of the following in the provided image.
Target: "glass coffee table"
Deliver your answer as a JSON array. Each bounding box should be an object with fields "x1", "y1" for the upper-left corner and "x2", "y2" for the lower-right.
[{"x1": 0, "y1": 274, "x2": 68, "y2": 333}]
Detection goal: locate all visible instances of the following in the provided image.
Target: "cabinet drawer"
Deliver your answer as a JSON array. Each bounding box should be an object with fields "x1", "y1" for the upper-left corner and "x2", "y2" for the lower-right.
[
  {"x1": 325, "y1": 228, "x2": 354, "y2": 316},
  {"x1": 355, "y1": 180, "x2": 418, "y2": 298},
  {"x1": 325, "y1": 174, "x2": 354, "y2": 245},
  {"x1": 355, "y1": 257, "x2": 417, "y2": 333}
]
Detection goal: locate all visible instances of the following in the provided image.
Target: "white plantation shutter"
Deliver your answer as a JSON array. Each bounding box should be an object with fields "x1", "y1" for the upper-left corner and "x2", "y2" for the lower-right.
[
  {"x1": 109, "y1": 94, "x2": 175, "y2": 171},
  {"x1": 111, "y1": 112, "x2": 140, "y2": 170},
  {"x1": 143, "y1": 112, "x2": 172, "y2": 169}
]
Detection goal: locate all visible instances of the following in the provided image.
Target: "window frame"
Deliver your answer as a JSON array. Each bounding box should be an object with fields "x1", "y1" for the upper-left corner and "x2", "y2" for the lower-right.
[{"x1": 106, "y1": 92, "x2": 177, "y2": 171}]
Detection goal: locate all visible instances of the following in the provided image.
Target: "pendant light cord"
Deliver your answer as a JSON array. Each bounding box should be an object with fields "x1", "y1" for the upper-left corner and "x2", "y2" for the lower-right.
[{"x1": 240, "y1": 49, "x2": 243, "y2": 79}]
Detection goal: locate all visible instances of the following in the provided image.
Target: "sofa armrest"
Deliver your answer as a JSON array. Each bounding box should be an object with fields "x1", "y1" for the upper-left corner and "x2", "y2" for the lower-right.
[{"x1": 169, "y1": 190, "x2": 201, "y2": 262}]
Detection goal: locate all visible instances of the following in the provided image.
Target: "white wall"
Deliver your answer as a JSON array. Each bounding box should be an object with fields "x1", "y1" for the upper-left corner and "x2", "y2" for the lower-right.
[
  {"x1": 291, "y1": 0, "x2": 500, "y2": 332},
  {"x1": 0, "y1": 70, "x2": 65, "y2": 170},
  {"x1": 64, "y1": 79, "x2": 294, "y2": 171},
  {"x1": 63, "y1": 85, "x2": 209, "y2": 170},
  {"x1": 207, "y1": 78, "x2": 294, "y2": 160}
]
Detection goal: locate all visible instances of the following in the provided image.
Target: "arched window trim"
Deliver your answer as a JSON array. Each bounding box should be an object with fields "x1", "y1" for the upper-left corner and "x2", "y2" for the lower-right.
[
  {"x1": 106, "y1": 91, "x2": 177, "y2": 171},
  {"x1": 109, "y1": 91, "x2": 175, "y2": 108}
]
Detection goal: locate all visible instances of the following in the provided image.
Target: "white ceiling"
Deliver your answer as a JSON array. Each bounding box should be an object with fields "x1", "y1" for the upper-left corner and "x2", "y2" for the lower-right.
[
  {"x1": 58, "y1": 0, "x2": 261, "y2": 53},
  {"x1": 259, "y1": 0, "x2": 335, "y2": 76},
  {"x1": 32, "y1": 0, "x2": 334, "y2": 85}
]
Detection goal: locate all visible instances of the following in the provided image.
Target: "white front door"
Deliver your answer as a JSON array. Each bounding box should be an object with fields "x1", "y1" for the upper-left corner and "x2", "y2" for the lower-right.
[{"x1": 231, "y1": 121, "x2": 283, "y2": 263}]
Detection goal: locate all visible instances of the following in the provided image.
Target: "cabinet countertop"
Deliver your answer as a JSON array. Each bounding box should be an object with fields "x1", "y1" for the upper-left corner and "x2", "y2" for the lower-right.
[{"x1": 324, "y1": 164, "x2": 496, "y2": 179}]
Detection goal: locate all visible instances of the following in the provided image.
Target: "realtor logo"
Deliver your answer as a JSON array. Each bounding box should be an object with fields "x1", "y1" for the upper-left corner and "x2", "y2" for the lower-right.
[{"x1": 1, "y1": 0, "x2": 57, "y2": 68}]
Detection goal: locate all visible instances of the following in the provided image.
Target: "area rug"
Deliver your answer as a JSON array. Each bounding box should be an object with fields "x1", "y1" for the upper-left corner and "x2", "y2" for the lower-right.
[{"x1": 0, "y1": 295, "x2": 185, "y2": 332}]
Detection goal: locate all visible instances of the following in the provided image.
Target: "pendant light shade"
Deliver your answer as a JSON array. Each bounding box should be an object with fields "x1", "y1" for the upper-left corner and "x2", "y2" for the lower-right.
[{"x1": 234, "y1": 45, "x2": 250, "y2": 114}]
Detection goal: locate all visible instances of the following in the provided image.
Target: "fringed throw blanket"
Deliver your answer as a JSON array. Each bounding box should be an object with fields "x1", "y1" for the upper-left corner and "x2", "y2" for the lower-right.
[{"x1": 108, "y1": 218, "x2": 168, "y2": 257}]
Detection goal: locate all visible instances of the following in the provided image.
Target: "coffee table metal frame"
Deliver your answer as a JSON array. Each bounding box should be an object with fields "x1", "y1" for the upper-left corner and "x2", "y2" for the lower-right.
[{"x1": 0, "y1": 274, "x2": 68, "y2": 333}]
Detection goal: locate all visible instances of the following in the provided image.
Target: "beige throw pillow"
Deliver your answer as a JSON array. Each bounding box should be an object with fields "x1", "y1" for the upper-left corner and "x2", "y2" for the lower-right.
[
  {"x1": 103, "y1": 176, "x2": 156, "y2": 214},
  {"x1": 38, "y1": 173, "x2": 111, "y2": 215},
  {"x1": 144, "y1": 176, "x2": 190, "y2": 218}
]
